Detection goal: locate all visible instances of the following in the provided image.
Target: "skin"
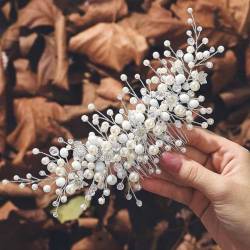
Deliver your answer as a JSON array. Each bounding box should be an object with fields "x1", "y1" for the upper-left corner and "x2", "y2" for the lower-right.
[{"x1": 142, "y1": 127, "x2": 250, "y2": 250}]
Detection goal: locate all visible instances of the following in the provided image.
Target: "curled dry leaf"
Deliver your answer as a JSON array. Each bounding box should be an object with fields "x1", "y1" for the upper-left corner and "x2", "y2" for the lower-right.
[
  {"x1": 0, "y1": 201, "x2": 18, "y2": 221},
  {"x1": 18, "y1": 0, "x2": 62, "y2": 29},
  {"x1": 38, "y1": 36, "x2": 68, "y2": 91},
  {"x1": 68, "y1": 0, "x2": 128, "y2": 29},
  {"x1": 71, "y1": 230, "x2": 123, "y2": 250},
  {"x1": 96, "y1": 77, "x2": 124, "y2": 102},
  {"x1": 69, "y1": 23, "x2": 148, "y2": 71},
  {"x1": 19, "y1": 33, "x2": 38, "y2": 57},
  {"x1": 211, "y1": 50, "x2": 237, "y2": 94},
  {"x1": 0, "y1": 47, "x2": 6, "y2": 153},
  {"x1": 13, "y1": 59, "x2": 38, "y2": 95},
  {"x1": 7, "y1": 97, "x2": 72, "y2": 165},
  {"x1": 120, "y1": 3, "x2": 187, "y2": 45},
  {"x1": 171, "y1": 0, "x2": 239, "y2": 47}
]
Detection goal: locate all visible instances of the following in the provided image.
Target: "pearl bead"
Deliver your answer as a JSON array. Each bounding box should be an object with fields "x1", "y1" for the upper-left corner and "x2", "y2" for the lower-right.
[
  {"x1": 164, "y1": 40, "x2": 170, "y2": 47},
  {"x1": 160, "y1": 112, "x2": 170, "y2": 121},
  {"x1": 135, "y1": 144, "x2": 144, "y2": 154},
  {"x1": 129, "y1": 172, "x2": 139, "y2": 183},
  {"x1": 145, "y1": 118, "x2": 155, "y2": 130},
  {"x1": 135, "y1": 112, "x2": 145, "y2": 123},
  {"x1": 187, "y1": 46, "x2": 195, "y2": 53},
  {"x1": 110, "y1": 125, "x2": 121, "y2": 135},
  {"x1": 217, "y1": 46, "x2": 224, "y2": 53},
  {"x1": 118, "y1": 133, "x2": 128, "y2": 144},
  {"x1": 115, "y1": 114, "x2": 123, "y2": 124},
  {"x1": 106, "y1": 175, "x2": 117, "y2": 185},
  {"x1": 188, "y1": 99, "x2": 199, "y2": 109},
  {"x1": 196, "y1": 52, "x2": 203, "y2": 60},
  {"x1": 98, "y1": 197, "x2": 105, "y2": 205},
  {"x1": 61, "y1": 196, "x2": 67, "y2": 203},
  {"x1": 72, "y1": 160, "x2": 81, "y2": 170},
  {"x1": 120, "y1": 74, "x2": 127, "y2": 81},
  {"x1": 151, "y1": 76, "x2": 159, "y2": 84},
  {"x1": 122, "y1": 120, "x2": 131, "y2": 131},
  {"x1": 174, "y1": 104, "x2": 186, "y2": 117},
  {"x1": 103, "y1": 189, "x2": 110, "y2": 196},
  {"x1": 187, "y1": 7, "x2": 193, "y2": 13},
  {"x1": 55, "y1": 167, "x2": 66, "y2": 177},
  {"x1": 88, "y1": 103, "x2": 95, "y2": 111},
  {"x1": 179, "y1": 93, "x2": 189, "y2": 103},
  {"x1": 41, "y1": 156, "x2": 50, "y2": 165},
  {"x1": 94, "y1": 172, "x2": 103, "y2": 182},
  {"x1": 56, "y1": 177, "x2": 66, "y2": 187},
  {"x1": 143, "y1": 59, "x2": 150, "y2": 66},
  {"x1": 184, "y1": 53, "x2": 194, "y2": 63},
  {"x1": 60, "y1": 148, "x2": 68, "y2": 158},
  {"x1": 85, "y1": 153, "x2": 95, "y2": 162},
  {"x1": 136, "y1": 103, "x2": 146, "y2": 113},
  {"x1": 190, "y1": 81, "x2": 200, "y2": 91},
  {"x1": 66, "y1": 184, "x2": 76, "y2": 195},
  {"x1": 175, "y1": 74, "x2": 186, "y2": 84},
  {"x1": 148, "y1": 145, "x2": 159, "y2": 155},
  {"x1": 83, "y1": 169, "x2": 94, "y2": 179},
  {"x1": 32, "y1": 148, "x2": 40, "y2": 155},
  {"x1": 43, "y1": 185, "x2": 51, "y2": 193}
]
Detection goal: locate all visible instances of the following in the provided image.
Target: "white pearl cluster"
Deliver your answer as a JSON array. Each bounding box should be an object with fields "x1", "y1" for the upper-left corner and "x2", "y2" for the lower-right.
[{"x1": 2, "y1": 8, "x2": 224, "y2": 217}]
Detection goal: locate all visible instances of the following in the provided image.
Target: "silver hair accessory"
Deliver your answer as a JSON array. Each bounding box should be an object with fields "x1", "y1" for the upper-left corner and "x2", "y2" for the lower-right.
[{"x1": 2, "y1": 8, "x2": 224, "y2": 217}]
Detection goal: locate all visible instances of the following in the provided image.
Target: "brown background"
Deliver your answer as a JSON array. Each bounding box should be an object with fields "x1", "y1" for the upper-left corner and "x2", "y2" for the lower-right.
[{"x1": 0, "y1": 0, "x2": 250, "y2": 249}]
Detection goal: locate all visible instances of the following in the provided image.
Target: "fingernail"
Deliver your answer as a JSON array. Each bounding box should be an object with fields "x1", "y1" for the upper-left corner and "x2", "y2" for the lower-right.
[{"x1": 161, "y1": 152, "x2": 182, "y2": 173}]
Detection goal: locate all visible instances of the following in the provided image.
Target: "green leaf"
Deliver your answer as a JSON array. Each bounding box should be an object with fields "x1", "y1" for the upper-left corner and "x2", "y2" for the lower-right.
[{"x1": 50, "y1": 196, "x2": 88, "y2": 223}]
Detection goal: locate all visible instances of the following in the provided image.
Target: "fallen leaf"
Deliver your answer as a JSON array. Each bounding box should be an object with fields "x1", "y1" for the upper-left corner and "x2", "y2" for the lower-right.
[
  {"x1": 69, "y1": 23, "x2": 148, "y2": 71},
  {"x1": 68, "y1": 0, "x2": 128, "y2": 29},
  {"x1": 171, "y1": 0, "x2": 239, "y2": 47},
  {"x1": 0, "y1": 201, "x2": 18, "y2": 221},
  {"x1": 18, "y1": 0, "x2": 62, "y2": 29},
  {"x1": 96, "y1": 77, "x2": 123, "y2": 101},
  {"x1": 51, "y1": 196, "x2": 87, "y2": 223},
  {"x1": 7, "y1": 97, "x2": 72, "y2": 165},
  {"x1": 19, "y1": 33, "x2": 38, "y2": 57},
  {"x1": 13, "y1": 59, "x2": 38, "y2": 95},
  {"x1": 211, "y1": 50, "x2": 237, "y2": 93},
  {"x1": 71, "y1": 229, "x2": 123, "y2": 250},
  {"x1": 120, "y1": 3, "x2": 187, "y2": 45}
]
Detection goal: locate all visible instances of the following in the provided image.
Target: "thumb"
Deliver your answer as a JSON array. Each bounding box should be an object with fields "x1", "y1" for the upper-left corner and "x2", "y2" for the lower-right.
[{"x1": 161, "y1": 152, "x2": 223, "y2": 200}]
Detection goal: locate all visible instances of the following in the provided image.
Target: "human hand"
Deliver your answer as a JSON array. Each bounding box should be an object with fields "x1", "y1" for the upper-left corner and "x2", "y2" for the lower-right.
[{"x1": 142, "y1": 128, "x2": 250, "y2": 250}]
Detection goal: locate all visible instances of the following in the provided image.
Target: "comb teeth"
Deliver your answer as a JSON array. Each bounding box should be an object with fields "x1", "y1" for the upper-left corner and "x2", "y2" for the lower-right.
[{"x1": 3, "y1": 8, "x2": 224, "y2": 217}]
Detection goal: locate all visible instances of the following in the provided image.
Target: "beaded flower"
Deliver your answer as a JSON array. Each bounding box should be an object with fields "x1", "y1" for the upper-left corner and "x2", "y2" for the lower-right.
[{"x1": 2, "y1": 8, "x2": 224, "y2": 217}]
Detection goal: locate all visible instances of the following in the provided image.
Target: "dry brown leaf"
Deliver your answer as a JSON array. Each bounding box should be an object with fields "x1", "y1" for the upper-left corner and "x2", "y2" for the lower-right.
[
  {"x1": 68, "y1": 0, "x2": 128, "y2": 29},
  {"x1": 71, "y1": 230, "x2": 123, "y2": 250},
  {"x1": 38, "y1": 36, "x2": 69, "y2": 91},
  {"x1": 19, "y1": 33, "x2": 38, "y2": 57},
  {"x1": 7, "y1": 97, "x2": 72, "y2": 165},
  {"x1": 96, "y1": 77, "x2": 123, "y2": 101},
  {"x1": 78, "y1": 217, "x2": 99, "y2": 229},
  {"x1": 69, "y1": 23, "x2": 148, "y2": 71},
  {"x1": 0, "y1": 201, "x2": 18, "y2": 221},
  {"x1": 120, "y1": 3, "x2": 187, "y2": 45},
  {"x1": 171, "y1": 0, "x2": 239, "y2": 47},
  {"x1": 18, "y1": 0, "x2": 62, "y2": 29},
  {"x1": 0, "y1": 47, "x2": 6, "y2": 153},
  {"x1": 13, "y1": 59, "x2": 38, "y2": 95},
  {"x1": 211, "y1": 50, "x2": 237, "y2": 93}
]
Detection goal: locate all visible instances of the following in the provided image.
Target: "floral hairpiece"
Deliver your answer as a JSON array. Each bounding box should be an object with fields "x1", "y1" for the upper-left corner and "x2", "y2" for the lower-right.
[{"x1": 2, "y1": 8, "x2": 224, "y2": 217}]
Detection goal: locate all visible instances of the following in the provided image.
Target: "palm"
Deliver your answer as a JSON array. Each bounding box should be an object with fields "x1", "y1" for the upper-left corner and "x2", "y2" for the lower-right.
[{"x1": 143, "y1": 128, "x2": 250, "y2": 250}]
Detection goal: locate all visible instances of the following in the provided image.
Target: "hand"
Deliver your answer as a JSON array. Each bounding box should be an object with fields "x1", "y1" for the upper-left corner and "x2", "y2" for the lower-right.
[{"x1": 142, "y1": 127, "x2": 250, "y2": 250}]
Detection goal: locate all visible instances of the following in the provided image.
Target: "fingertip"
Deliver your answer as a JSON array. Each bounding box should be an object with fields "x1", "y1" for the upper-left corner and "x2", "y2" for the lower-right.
[{"x1": 161, "y1": 152, "x2": 182, "y2": 173}]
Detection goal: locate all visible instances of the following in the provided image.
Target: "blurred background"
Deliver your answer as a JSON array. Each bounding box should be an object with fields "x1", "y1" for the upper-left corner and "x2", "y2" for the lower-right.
[{"x1": 0, "y1": 0, "x2": 250, "y2": 249}]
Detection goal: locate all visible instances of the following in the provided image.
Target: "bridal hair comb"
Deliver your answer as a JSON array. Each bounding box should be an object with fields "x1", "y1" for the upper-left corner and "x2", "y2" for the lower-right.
[{"x1": 2, "y1": 8, "x2": 224, "y2": 217}]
